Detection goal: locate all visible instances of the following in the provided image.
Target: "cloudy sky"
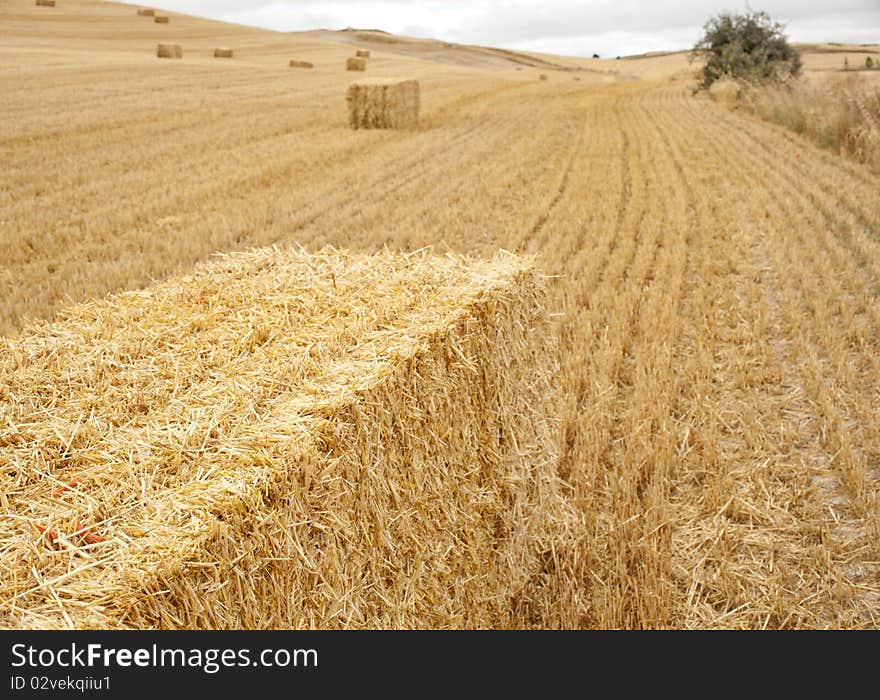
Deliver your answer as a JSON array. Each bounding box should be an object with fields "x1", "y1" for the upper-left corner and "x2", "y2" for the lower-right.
[{"x1": 149, "y1": 1, "x2": 879, "y2": 57}]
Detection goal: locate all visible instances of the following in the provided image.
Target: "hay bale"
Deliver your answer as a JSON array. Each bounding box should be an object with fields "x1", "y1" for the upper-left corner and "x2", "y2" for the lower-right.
[
  {"x1": 539, "y1": 74, "x2": 548, "y2": 81},
  {"x1": 136, "y1": 8, "x2": 154, "y2": 16},
  {"x1": 289, "y1": 59, "x2": 314, "y2": 69},
  {"x1": 708, "y1": 77, "x2": 741, "y2": 104},
  {"x1": 35, "y1": 0, "x2": 55, "y2": 6},
  {"x1": 156, "y1": 43, "x2": 182, "y2": 59},
  {"x1": 214, "y1": 47, "x2": 234, "y2": 58},
  {"x1": 0, "y1": 247, "x2": 568, "y2": 629},
  {"x1": 347, "y1": 78, "x2": 420, "y2": 129},
  {"x1": 346, "y1": 57, "x2": 366, "y2": 71},
  {"x1": 154, "y1": 15, "x2": 169, "y2": 24},
  {"x1": 356, "y1": 49, "x2": 371, "y2": 58}
]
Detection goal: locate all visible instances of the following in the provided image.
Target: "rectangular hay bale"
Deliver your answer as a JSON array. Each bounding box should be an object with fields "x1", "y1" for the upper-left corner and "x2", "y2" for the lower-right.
[
  {"x1": 0, "y1": 247, "x2": 567, "y2": 629},
  {"x1": 214, "y1": 47, "x2": 234, "y2": 58},
  {"x1": 346, "y1": 78, "x2": 420, "y2": 130},
  {"x1": 346, "y1": 57, "x2": 366, "y2": 71},
  {"x1": 35, "y1": 0, "x2": 55, "y2": 5},
  {"x1": 137, "y1": 8, "x2": 154, "y2": 15},
  {"x1": 289, "y1": 59, "x2": 314, "y2": 69},
  {"x1": 156, "y1": 43, "x2": 182, "y2": 59},
  {"x1": 154, "y1": 15, "x2": 169, "y2": 23},
  {"x1": 356, "y1": 49, "x2": 371, "y2": 58}
]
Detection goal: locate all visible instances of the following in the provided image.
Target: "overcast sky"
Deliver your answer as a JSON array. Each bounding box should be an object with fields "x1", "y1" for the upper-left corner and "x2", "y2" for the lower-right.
[{"x1": 148, "y1": 1, "x2": 880, "y2": 57}]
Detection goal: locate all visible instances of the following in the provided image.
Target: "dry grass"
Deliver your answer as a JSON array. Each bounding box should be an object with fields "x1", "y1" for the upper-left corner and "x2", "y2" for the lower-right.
[
  {"x1": 0, "y1": 247, "x2": 572, "y2": 629},
  {"x1": 708, "y1": 78, "x2": 740, "y2": 104},
  {"x1": 740, "y1": 76, "x2": 880, "y2": 172},
  {"x1": 347, "y1": 78, "x2": 420, "y2": 129},
  {"x1": 2, "y1": 0, "x2": 879, "y2": 629}
]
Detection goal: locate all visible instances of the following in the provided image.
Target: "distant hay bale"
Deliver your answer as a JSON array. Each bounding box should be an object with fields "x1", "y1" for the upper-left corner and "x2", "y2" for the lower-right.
[
  {"x1": 347, "y1": 78, "x2": 420, "y2": 129},
  {"x1": 0, "y1": 247, "x2": 569, "y2": 629},
  {"x1": 214, "y1": 47, "x2": 234, "y2": 58},
  {"x1": 346, "y1": 57, "x2": 367, "y2": 71},
  {"x1": 573, "y1": 76, "x2": 581, "y2": 81},
  {"x1": 136, "y1": 8, "x2": 154, "y2": 16},
  {"x1": 539, "y1": 74, "x2": 548, "y2": 81},
  {"x1": 289, "y1": 59, "x2": 314, "y2": 69},
  {"x1": 708, "y1": 77, "x2": 741, "y2": 104},
  {"x1": 35, "y1": 0, "x2": 55, "y2": 6},
  {"x1": 356, "y1": 49, "x2": 371, "y2": 58},
  {"x1": 154, "y1": 15, "x2": 169, "y2": 24},
  {"x1": 156, "y1": 43, "x2": 182, "y2": 59}
]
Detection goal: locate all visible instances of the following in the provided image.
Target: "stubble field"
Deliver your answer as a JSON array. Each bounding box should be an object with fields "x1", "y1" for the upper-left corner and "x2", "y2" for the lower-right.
[{"x1": 2, "y1": 0, "x2": 879, "y2": 628}]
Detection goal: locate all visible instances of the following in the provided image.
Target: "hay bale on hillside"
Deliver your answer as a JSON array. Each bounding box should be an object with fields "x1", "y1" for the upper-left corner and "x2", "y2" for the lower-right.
[
  {"x1": 539, "y1": 74, "x2": 548, "y2": 81},
  {"x1": 356, "y1": 49, "x2": 371, "y2": 58},
  {"x1": 154, "y1": 15, "x2": 169, "y2": 24},
  {"x1": 214, "y1": 47, "x2": 233, "y2": 58},
  {"x1": 35, "y1": 0, "x2": 55, "y2": 6},
  {"x1": 136, "y1": 8, "x2": 154, "y2": 15},
  {"x1": 156, "y1": 43, "x2": 182, "y2": 59},
  {"x1": 0, "y1": 247, "x2": 569, "y2": 630},
  {"x1": 289, "y1": 59, "x2": 314, "y2": 69},
  {"x1": 346, "y1": 57, "x2": 366, "y2": 71},
  {"x1": 347, "y1": 78, "x2": 420, "y2": 129}
]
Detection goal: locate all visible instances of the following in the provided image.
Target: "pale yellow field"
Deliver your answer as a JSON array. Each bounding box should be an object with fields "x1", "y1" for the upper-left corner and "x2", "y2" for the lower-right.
[{"x1": 2, "y1": 0, "x2": 879, "y2": 628}]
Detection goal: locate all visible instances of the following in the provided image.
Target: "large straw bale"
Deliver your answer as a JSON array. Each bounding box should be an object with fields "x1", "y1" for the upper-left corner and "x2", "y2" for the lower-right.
[
  {"x1": 289, "y1": 59, "x2": 314, "y2": 69},
  {"x1": 539, "y1": 74, "x2": 548, "y2": 81},
  {"x1": 136, "y1": 8, "x2": 154, "y2": 16},
  {"x1": 347, "y1": 78, "x2": 420, "y2": 130},
  {"x1": 0, "y1": 247, "x2": 569, "y2": 629},
  {"x1": 356, "y1": 49, "x2": 371, "y2": 58},
  {"x1": 35, "y1": 0, "x2": 55, "y2": 6},
  {"x1": 346, "y1": 57, "x2": 366, "y2": 71},
  {"x1": 214, "y1": 47, "x2": 234, "y2": 58},
  {"x1": 154, "y1": 15, "x2": 169, "y2": 24},
  {"x1": 156, "y1": 43, "x2": 182, "y2": 59}
]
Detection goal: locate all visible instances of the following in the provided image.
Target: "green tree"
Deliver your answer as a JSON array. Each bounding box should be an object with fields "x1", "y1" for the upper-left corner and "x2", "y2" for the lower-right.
[{"x1": 692, "y1": 10, "x2": 802, "y2": 89}]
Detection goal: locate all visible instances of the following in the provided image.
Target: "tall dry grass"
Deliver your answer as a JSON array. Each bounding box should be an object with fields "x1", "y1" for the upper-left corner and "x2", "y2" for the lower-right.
[{"x1": 741, "y1": 76, "x2": 880, "y2": 171}]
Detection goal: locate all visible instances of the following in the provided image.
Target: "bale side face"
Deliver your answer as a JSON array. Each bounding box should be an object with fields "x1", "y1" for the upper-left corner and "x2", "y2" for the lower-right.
[
  {"x1": 346, "y1": 57, "x2": 366, "y2": 71},
  {"x1": 154, "y1": 15, "x2": 169, "y2": 23},
  {"x1": 346, "y1": 79, "x2": 420, "y2": 130},
  {"x1": 0, "y1": 248, "x2": 567, "y2": 630},
  {"x1": 35, "y1": 0, "x2": 55, "y2": 6},
  {"x1": 137, "y1": 8, "x2": 154, "y2": 15},
  {"x1": 156, "y1": 43, "x2": 182, "y2": 59},
  {"x1": 289, "y1": 59, "x2": 314, "y2": 68},
  {"x1": 214, "y1": 48, "x2": 233, "y2": 58},
  {"x1": 356, "y1": 49, "x2": 371, "y2": 58}
]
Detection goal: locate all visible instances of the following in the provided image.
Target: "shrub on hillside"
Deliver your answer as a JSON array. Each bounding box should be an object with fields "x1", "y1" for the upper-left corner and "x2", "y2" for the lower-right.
[{"x1": 692, "y1": 10, "x2": 801, "y2": 90}]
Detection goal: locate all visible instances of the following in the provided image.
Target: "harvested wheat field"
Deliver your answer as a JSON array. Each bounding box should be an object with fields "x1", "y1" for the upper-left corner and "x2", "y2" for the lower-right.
[{"x1": 1, "y1": 0, "x2": 879, "y2": 629}]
